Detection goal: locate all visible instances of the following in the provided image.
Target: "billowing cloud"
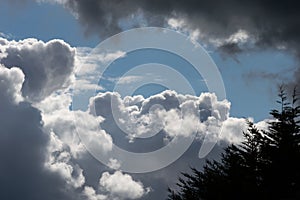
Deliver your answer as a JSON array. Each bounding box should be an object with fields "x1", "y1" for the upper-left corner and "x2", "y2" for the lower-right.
[
  {"x1": 89, "y1": 90, "x2": 241, "y2": 143},
  {"x1": 99, "y1": 171, "x2": 150, "y2": 200},
  {"x1": 1, "y1": 48, "x2": 144, "y2": 200},
  {"x1": 75, "y1": 89, "x2": 247, "y2": 199},
  {"x1": 37, "y1": 92, "x2": 113, "y2": 157},
  {"x1": 0, "y1": 37, "x2": 75, "y2": 102},
  {"x1": 82, "y1": 170, "x2": 149, "y2": 200},
  {"x1": 0, "y1": 63, "x2": 248, "y2": 200},
  {"x1": 0, "y1": 64, "x2": 24, "y2": 104},
  {"x1": 0, "y1": 37, "x2": 150, "y2": 199},
  {"x1": 46, "y1": 131, "x2": 86, "y2": 188},
  {"x1": 83, "y1": 186, "x2": 107, "y2": 200},
  {"x1": 0, "y1": 65, "x2": 81, "y2": 200},
  {"x1": 220, "y1": 117, "x2": 248, "y2": 143}
]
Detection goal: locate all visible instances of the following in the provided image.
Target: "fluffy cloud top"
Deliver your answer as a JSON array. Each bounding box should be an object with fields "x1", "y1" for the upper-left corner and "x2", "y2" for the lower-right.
[
  {"x1": 83, "y1": 186, "x2": 107, "y2": 200},
  {"x1": 99, "y1": 171, "x2": 150, "y2": 199},
  {"x1": 0, "y1": 64, "x2": 24, "y2": 104},
  {"x1": 82, "y1": 170, "x2": 149, "y2": 200},
  {"x1": 0, "y1": 37, "x2": 75, "y2": 102},
  {"x1": 38, "y1": 92, "x2": 113, "y2": 158},
  {"x1": 89, "y1": 90, "x2": 242, "y2": 144}
]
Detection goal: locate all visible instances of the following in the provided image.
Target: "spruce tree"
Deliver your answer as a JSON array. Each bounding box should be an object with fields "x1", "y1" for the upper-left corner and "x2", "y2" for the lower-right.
[
  {"x1": 261, "y1": 86, "x2": 300, "y2": 198},
  {"x1": 168, "y1": 121, "x2": 265, "y2": 200},
  {"x1": 168, "y1": 86, "x2": 300, "y2": 200}
]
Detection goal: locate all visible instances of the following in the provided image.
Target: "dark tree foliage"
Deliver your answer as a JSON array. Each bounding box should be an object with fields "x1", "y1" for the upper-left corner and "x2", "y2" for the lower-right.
[
  {"x1": 261, "y1": 86, "x2": 300, "y2": 199},
  {"x1": 168, "y1": 86, "x2": 300, "y2": 200}
]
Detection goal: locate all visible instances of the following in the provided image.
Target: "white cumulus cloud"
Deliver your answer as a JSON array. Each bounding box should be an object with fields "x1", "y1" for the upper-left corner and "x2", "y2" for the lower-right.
[{"x1": 99, "y1": 171, "x2": 150, "y2": 200}]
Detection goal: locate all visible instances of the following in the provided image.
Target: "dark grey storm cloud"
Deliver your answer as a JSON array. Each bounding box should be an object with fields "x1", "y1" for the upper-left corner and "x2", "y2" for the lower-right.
[
  {"x1": 48, "y1": 0, "x2": 300, "y2": 89},
  {"x1": 5, "y1": 0, "x2": 299, "y2": 88},
  {"x1": 59, "y1": 0, "x2": 300, "y2": 54}
]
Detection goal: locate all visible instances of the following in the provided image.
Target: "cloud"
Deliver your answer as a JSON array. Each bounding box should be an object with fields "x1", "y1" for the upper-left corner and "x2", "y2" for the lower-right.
[
  {"x1": 0, "y1": 64, "x2": 24, "y2": 104},
  {"x1": 90, "y1": 90, "x2": 242, "y2": 145},
  {"x1": 37, "y1": 0, "x2": 300, "y2": 89},
  {"x1": 45, "y1": 134, "x2": 86, "y2": 188},
  {"x1": 117, "y1": 75, "x2": 144, "y2": 85},
  {"x1": 0, "y1": 37, "x2": 75, "y2": 102},
  {"x1": 83, "y1": 186, "x2": 107, "y2": 200},
  {"x1": 82, "y1": 171, "x2": 150, "y2": 200},
  {"x1": 5, "y1": 0, "x2": 299, "y2": 91},
  {"x1": 0, "y1": 33, "x2": 256, "y2": 199},
  {"x1": 289, "y1": 67, "x2": 300, "y2": 92},
  {"x1": 99, "y1": 171, "x2": 150, "y2": 200},
  {"x1": 75, "y1": 47, "x2": 125, "y2": 75},
  {"x1": 37, "y1": 91, "x2": 113, "y2": 158},
  {"x1": 34, "y1": 81, "x2": 148, "y2": 200},
  {"x1": 1, "y1": 38, "x2": 152, "y2": 200},
  {"x1": 74, "y1": 47, "x2": 126, "y2": 93},
  {"x1": 78, "y1": 89, "x2": 246, "y2": 199},
  {"x1": 0, "y1": 65, "x2": 81, "y2": 200},
  {"x1": 1, "y1": 40, "x2": 126, "y2": 200},
  {"x1": 220, "y1": 117, "x2": 248, "y2": 143},
  {"x1": 41, "y1": 0, "x2": 300, "y2": 54},
  {"x1": 255, "y1": 119, "x2": 270, "y2": 132},
  {"x1": 167, "y1": 17, "x2": 252, "y2": 50},
  {"x1": 0, "y1": 32, "x2": 12, "y2": 39},
  {"x1": 107, "y1": 158, "x2": 121, "y2": 170},
  {"x1": 73, "y1": 79, "x2": 104, "y2": 93}
]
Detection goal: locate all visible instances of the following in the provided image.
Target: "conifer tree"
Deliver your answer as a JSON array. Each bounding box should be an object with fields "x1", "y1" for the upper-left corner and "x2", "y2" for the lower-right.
[
  {"x1": 168, "y1": 121, "x2": 265, "y2": 200},
  {"x1": 168, "y1": 86, "x2": 300, "y2": 200},
  {"x1": 260, "y1": 86, "x2": 300, "y2": 198}
]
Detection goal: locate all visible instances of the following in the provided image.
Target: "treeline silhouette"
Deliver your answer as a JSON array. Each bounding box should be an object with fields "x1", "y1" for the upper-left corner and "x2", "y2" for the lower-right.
[{"x1": 168, "y1": 87, "x2": 300, "y2": 200}]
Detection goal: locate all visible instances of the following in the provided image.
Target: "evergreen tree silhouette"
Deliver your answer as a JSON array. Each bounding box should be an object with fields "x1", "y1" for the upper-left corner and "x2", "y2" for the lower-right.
[
  {"x1": 260, "y1": 86, "x2": 300, "y2": 199},
  {"x1": 168, "y1": 86, "x2": 300, "y2": 200},
  {"x1": 168, "y1": 121, "x2": 265, "y2": 200}
]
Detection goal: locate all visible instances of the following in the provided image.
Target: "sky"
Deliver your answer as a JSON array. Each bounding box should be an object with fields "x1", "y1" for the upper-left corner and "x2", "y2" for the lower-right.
[{"x1": 0, "y1": 0, "x2": 299, "y2": 200}]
